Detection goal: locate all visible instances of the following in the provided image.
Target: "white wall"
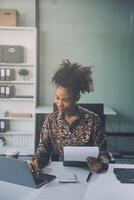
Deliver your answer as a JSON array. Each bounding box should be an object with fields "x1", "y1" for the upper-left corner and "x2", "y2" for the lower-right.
[
  {"x1": 0, "y1": 0, "x2": 134, "y2": 132},
  {"x1": 39, "y1": 0, "x2": 134, "y2": 132}
]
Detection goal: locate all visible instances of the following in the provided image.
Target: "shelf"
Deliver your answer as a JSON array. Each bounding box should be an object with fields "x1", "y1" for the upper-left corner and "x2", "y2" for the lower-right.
[
  {"x1": 0, "y1": 26, "x2": 36, "y2": 154},
  {"x1": 0, "y1": 130, "x2": 33, "y2": 135},
  {"x1": 0, "y1": 26, "x2": 36, "y2": 31},
  {"x1": 0, "y1": 98, "x2": 34, "y2": 101},
  {"x1": 0, "y1": 63, "x2": 34, "y2": 67},
  {"x1": 0, "y1": 81, "x2": 34, "y2": 84},
  {"x1": 0, "y1": 117, "x2": 33, "y2": 120}
]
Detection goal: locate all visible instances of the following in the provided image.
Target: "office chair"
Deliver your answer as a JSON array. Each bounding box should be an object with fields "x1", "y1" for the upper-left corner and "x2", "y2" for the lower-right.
[{"x1": 78, "y1": 103, "x2": 105, "y2": 129}]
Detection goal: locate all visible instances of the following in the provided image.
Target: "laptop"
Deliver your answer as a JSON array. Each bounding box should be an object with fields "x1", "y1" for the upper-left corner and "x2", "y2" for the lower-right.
[{"x1": 0, "y1": 157, "x2": 56, "y2": 188}]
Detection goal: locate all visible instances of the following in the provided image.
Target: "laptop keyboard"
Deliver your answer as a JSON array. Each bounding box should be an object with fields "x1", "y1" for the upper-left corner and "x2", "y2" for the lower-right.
[
  {"x1": 0, "y1": 155, "x2": 33, "y2": 162},
  {"x1": 19, "y1": 155, "x2": 33, "y2": 161},
  {"x1": 32, "y1": 172, "x2": 56, "y2": 185},
  {"x1": 33, "y1": 173, "x2": 48, "y2": 185}
]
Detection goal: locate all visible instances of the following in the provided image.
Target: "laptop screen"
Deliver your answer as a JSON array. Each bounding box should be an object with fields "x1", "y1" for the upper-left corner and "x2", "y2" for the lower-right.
[
  {"x1": 0, "y1": 157, "x2": 56, "y2": 188},
  {"x1": 0, "y1": 157, "x2": 36, "y2": 187}
]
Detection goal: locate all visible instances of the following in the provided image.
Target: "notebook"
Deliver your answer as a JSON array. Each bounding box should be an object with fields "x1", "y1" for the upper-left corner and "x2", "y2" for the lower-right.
[
  {"x1": 0, "y1": 157, "x2": 56, "y2": 188},
  {"x1": 63, "y1": 146, "x2": 99, "y2": 167},
  {"x1": 114, "y1": 168, "x2": 134, "y2": 183}
]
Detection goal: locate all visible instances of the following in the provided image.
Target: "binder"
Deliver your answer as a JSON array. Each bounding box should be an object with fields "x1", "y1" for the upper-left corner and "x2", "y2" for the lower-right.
[
  {"x1": 0, "y1": 120, "x2": 6, "y2": 132},
  {"x1": 5, "y1": 69, "x2": 11, "y2": 81},
  {"x1": 5, "y1": 85, "x2": 14, "y2": 98},
  {"x1": 0, "y1": 69, "x2": 6, "y2": 81},
  {"x1": 5, "y1": 68, "x2": 14, "y2": 81},
  {"x1": 0, "y1": 85, "x2": 5, "y2": 98}
]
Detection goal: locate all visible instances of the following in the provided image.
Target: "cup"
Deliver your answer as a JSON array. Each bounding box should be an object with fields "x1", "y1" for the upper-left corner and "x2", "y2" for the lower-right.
[{"x1": 6, "y1": 148, "x2": 19, "y2": 159}]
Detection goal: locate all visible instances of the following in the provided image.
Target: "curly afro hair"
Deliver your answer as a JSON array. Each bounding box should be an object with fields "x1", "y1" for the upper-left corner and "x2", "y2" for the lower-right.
[{"x1": 52, "y1": 59, "x2": 94, "y2": 97}]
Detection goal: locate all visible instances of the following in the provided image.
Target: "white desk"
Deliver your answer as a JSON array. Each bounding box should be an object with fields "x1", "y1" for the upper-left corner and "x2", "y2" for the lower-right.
[
  {"x1": 0, "y1": 162, "x2": 134, "y2": 200},
  {"x1": 84, "y1": 164, "x2": 134, "y2": 200}
]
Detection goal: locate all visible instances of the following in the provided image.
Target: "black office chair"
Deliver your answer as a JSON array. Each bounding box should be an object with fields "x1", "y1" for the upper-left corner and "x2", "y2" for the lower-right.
[
  {"x1": 78, "y1": 103, "x2": 105, "y2": 129},
  {"x1": 53, "y1": 103, "x2": 105, "y2": 130}
]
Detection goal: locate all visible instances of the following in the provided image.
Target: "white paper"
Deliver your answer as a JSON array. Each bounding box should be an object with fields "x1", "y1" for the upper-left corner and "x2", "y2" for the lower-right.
[{"x1": 64, "y1": 146, "x2": 99, "y2": 162}]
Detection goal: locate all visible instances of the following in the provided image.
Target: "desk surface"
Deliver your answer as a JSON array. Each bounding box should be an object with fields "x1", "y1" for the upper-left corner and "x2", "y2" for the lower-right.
[{"x1": 0, "y1": 162, "x2": 134, "y2": 200}]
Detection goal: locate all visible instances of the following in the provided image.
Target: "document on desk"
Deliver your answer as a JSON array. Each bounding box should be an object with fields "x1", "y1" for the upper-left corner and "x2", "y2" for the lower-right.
[{"x1": 64, "y1": 146, "x2": 99, "y2": 162}]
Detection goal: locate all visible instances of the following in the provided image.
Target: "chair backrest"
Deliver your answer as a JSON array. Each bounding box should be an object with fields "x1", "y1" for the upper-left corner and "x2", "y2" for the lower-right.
[
  {"x1": 53, "y1": 103, "x2": 105, "y2": 129},
  {"x1": 78, "y1": 103, "x2": 105, "y2": 129}
]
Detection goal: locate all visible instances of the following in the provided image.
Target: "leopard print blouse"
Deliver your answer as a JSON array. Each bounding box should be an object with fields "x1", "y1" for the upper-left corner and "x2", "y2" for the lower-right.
[{"x1": 34, "y1": 106, "x2": 109, "y2": 166}]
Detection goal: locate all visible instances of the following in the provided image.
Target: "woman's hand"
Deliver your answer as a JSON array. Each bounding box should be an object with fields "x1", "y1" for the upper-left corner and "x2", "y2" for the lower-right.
[
  {"x1": 29, "y1": 159, "x2": 41, "y2": 175},
  {"x1": 86, "y1": 156, "x2": 104, "y2": 173}
]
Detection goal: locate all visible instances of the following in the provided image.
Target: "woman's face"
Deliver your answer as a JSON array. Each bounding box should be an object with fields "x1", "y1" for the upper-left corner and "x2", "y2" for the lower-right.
[{"x1": 55, "y1": 86, "x2": 75, "y2": 113}]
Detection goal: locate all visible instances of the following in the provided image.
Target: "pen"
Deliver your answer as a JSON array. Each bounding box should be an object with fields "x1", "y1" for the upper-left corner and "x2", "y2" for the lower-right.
[{"x1": 86, "y1": 172, "x2": 92, "y2": 182}]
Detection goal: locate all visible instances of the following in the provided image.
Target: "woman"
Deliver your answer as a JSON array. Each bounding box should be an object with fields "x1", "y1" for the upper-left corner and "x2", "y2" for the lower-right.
[{"x1": 29, "y1": 59, "x2": 109, "y2": 174}]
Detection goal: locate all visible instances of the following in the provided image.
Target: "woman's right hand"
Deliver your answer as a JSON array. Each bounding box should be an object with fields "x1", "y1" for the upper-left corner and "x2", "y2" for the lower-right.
[{"x1": 29, "y1": 159, "x2": 41, "y2": 175}]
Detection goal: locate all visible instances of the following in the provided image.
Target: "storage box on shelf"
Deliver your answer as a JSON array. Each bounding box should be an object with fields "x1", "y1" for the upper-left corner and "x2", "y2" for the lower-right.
[
  {"x1": 0, "y1": 27, "x2": 37, "y2": 156},
  {"x1": 2, "y1": 45, "x2": 24, "y2": 63},
  {"x1": 0, "y1": 9, "x2": 19, "y2": 26}
]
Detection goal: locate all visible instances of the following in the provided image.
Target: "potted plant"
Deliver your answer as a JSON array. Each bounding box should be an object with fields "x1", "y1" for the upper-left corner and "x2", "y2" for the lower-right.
[{"x1": 18, "y1": 69, "x2": 29, "y2": 80}]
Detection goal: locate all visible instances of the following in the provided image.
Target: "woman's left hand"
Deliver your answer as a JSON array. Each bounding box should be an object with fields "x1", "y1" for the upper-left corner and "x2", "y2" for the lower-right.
[{"x1": 86, "y1": 156, "x2": 104, "y2": 173}]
